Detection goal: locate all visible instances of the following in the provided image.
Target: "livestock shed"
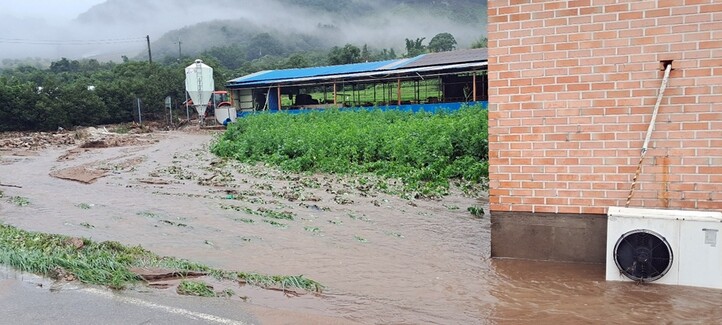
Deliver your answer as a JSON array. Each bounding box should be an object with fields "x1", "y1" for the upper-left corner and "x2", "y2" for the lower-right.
[{"x1": 225, "y1": 48, "x2": 488, "y2": 115}]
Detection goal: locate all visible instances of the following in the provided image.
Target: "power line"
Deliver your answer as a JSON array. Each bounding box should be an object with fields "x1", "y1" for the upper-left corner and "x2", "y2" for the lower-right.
[{"x1": 0, "y1": 37, "x2": 146, "y2": 45}]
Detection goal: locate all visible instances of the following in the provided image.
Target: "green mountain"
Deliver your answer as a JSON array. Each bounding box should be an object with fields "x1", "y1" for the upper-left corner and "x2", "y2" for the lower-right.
[{"x1": 76, "y1": 0, "x2": 487, "y2": 61}]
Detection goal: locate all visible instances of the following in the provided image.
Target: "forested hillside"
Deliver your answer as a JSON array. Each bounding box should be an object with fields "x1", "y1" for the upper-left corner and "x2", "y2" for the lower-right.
[{"x1": 76, "y1": 0, "x2": 487, "y2": 61}]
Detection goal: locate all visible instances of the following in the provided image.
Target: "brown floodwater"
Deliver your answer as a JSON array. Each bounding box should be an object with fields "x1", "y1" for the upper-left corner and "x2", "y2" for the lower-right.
[{"x1": 1, "y1": 131, "x2": 721, "y2": 324}]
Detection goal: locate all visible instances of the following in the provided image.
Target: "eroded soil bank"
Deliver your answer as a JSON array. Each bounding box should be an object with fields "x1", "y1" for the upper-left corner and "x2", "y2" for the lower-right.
[{"x1": 1, "y1": 129, "x2": 721, "y2": 324}]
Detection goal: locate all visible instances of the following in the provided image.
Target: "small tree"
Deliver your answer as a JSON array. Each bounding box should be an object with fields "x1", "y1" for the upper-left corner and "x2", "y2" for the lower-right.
[
  {"x1": 404, "y1": 37, "x2": 427, "y2": 58},
  {"x1": 472, "y1": 36, "x2": 488, "y2": 49},
  {"x1": 328, "y1": 44, "x2": 361, "y2": 65},
  {"x1": 361, "y1": 44, "x2": 371, "y2": 62},
  {"x1": 428, "y1": 33, "x2": 457, "y2": 52},
  {"x1": 285, "y1": 54, "x2": 310, "y2": 68}
]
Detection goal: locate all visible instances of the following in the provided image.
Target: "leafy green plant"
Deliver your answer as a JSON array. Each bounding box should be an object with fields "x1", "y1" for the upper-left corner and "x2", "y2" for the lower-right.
[
  {"x1": 211, "y1": 106, "x2": 488, "y2": 198},
  {"x1": 467, "y1": 205, "x2": 484, "y2": 217}
]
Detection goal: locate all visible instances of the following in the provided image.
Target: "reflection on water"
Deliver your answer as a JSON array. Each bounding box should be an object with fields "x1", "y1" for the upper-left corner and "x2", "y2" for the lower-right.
[
  {"x1": 1, "y1": 132, "x2": 721, "y2": 324},
  {"x1": 490, "y1": 259, "x2": 722, "y2": 324}
]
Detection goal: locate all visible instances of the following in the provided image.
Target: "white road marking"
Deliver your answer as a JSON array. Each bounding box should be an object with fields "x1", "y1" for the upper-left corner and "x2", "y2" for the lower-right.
[{"x1": 82, "y1": 288, "x2": 250, "y2": 325}]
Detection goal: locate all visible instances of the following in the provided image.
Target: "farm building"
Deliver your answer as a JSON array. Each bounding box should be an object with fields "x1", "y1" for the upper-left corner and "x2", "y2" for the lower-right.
[
  {"x1": 225, "y1": 48, "x2": 488, "y2": 114},
  {"x1": 488, "y1": 0, "x2": 722, "y2": 264}
]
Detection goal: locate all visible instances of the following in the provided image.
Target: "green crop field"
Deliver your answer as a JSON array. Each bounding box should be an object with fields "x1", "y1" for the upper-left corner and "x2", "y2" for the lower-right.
[{"x1": 212, "y1": 105, "x2": 488, "y2": 197}]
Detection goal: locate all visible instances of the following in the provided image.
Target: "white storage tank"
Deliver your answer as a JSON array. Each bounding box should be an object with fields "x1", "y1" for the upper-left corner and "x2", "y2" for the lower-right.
[{"x1": 185, "y1": 59, "x2": 214, "y2": 118}]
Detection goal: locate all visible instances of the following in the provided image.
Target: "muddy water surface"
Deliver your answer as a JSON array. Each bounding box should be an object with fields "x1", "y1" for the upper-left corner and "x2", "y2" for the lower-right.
[{"x1": 1, "y1": 131, "x2": 721, "y2": 324}]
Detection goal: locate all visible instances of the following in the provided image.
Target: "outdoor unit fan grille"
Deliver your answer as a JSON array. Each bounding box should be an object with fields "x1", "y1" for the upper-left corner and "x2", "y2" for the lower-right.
[{"x1": 613, "y1": 229, "x2": 673, "y2": 282}]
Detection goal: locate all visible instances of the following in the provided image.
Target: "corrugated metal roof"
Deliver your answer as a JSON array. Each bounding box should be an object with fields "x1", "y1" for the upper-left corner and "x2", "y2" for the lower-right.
[
  {"x1": 401, "y1": 48, "x2": 488, "y2": 69},
  {"x1": 228, "y1": 59, "x2": 397, "y2": 86},
  {"x1": 227, "y1": 48, "x2": 488, "y2": 89},
  {"x1": 231, "y1": 61, "x2": 488, "y2": 88}
]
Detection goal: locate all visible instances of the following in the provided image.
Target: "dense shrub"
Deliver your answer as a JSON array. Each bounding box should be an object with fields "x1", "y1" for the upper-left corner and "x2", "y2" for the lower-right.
[{"x1": 212, "y1": 106, "x2": 488, "y2": 197}]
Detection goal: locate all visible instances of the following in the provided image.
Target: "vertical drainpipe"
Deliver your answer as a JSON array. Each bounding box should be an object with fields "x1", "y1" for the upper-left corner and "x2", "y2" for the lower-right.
[
  {"x1": 397, "y1": 79, "x2": 402, "y2": 106},
  {"x1": 473, "y1": 72, "x2": 477, "y2": 102},
  {"x1": 277, "y1": 85, "x2": 282, "y2": 111}
]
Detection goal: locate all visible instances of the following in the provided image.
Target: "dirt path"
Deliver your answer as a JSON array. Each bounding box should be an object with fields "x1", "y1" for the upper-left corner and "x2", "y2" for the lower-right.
[{"x1": 2, "y1": 129, "x2": 721, "y2": 324}]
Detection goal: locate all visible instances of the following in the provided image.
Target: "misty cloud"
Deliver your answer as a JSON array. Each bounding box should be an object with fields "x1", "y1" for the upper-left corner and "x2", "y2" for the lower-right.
[{"x1": 1, "y1": 0, "x2": 486, "y2": 64}]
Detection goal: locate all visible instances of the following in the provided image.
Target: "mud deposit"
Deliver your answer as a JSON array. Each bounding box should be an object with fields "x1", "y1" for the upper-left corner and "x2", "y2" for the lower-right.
[{"x1": 1, "y1": 131, "x2": 721, "y2": 324}]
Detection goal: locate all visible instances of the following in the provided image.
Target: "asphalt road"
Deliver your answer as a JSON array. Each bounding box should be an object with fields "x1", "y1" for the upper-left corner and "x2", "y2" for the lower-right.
[{"x1": 0, "y1": 269, "x2": 259, "y2": 325}]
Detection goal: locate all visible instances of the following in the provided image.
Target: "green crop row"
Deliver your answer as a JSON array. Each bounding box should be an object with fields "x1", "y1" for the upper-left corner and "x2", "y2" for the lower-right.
[{"x1": 212, "y1": 105, "x2": 488, "y2": 197}]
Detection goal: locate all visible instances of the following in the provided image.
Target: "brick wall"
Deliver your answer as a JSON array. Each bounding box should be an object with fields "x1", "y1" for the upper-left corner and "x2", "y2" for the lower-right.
[{"x1": 487, "y1": 0, "x2": 722, "y2": 215}]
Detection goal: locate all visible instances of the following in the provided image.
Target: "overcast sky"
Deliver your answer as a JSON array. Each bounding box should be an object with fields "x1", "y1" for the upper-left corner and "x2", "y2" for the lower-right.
[{"x1": 2, "y1": 0, "x2": 104, "y2": 22}]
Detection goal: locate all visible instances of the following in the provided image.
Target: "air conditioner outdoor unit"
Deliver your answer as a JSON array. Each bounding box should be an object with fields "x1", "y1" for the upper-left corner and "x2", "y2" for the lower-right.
[{"x1": 606, "y1": 207, "x2": 722, "y2": 289}]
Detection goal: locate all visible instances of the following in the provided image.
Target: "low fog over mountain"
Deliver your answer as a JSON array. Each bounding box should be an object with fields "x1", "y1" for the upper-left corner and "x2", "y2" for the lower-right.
[{"x1": 1, "y1": 0, "x2": 486, "y2": 64}]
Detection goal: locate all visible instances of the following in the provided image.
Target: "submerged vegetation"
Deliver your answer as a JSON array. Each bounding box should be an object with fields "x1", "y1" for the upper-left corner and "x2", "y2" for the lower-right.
[
  {"x1": 9, "y1": 196, "x2": 30, "y2": 207},
  {"x1": 177, "y1": 280, "x2": 217, "y2": 297},
  {"x1": 0, "y1": 224, "x2": 323, "y2": 293},
  {"x1": 212, "y1": 106, "x2": 489, "y2": 197}
]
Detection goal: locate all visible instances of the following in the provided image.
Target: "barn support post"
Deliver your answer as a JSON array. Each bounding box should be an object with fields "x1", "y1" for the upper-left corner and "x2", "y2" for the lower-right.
[
  {"x1": 277, "y1": 85, "x2": 282, "y2": 110},
  {"x1": 473, "y1": 72, "x2": 477, "y2": 102},
  {"x1": 333, "y1": 82, "x2": 337, "y2": 106},
  {"x1": 397, "y1": 79, "x2": 402, "y2": 106}
]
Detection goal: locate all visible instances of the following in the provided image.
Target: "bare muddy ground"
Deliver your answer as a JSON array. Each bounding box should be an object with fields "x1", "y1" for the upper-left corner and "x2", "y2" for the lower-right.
[{"x1": 1, "y1": 129, "x2": 722, "y2": 324}]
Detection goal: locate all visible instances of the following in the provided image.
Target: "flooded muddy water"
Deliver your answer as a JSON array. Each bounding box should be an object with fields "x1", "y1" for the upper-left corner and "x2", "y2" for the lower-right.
[{"x1": 1, "y1": 131, "x2": 722, "y2": 324}]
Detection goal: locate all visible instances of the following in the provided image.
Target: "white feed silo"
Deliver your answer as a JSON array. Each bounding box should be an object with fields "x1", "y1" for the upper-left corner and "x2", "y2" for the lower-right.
[{"x1": 185, "y1": 59, "x2": 214, "y2": 121}]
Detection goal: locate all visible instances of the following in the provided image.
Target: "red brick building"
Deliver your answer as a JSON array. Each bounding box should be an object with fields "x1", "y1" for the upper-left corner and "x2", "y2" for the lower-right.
[{"x1": 487, "y1": 0, "x2": 722, "y2": 262}]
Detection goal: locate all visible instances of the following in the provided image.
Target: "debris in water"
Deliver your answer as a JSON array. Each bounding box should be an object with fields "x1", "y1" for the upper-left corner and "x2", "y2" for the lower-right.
[
  {"x1": 76, "y1": 203, "x2": 93, "y2": 209},
  {"x1": 80, "y1": 222, "x2": 94, "y2": 229},
  {"x1": 304, "y1": 226, "x2": 320, "y2": 233}
]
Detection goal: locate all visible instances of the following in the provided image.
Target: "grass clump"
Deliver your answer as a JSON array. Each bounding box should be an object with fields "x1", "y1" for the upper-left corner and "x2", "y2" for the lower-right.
[
  {"x1": 212, "y1": 106, "x2": 488, "y2": 197},
  {"x1": 177, "y1": 280, "x2": 216, "y2": 297},
  {"x1": 9, "y1": 196, "x2": 30, "y2": 206},
  {"x1": 0, "y1": 224, "x2": 323, "y2": 293},
  {"x1": 237, "y1": 273, "x2": 324, "y2": 293}
]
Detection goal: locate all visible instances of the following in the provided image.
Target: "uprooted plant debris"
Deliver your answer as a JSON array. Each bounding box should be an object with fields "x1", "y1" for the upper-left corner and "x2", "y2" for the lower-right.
[{"x1": 0, "y1": 223, "x2": 324, "y2": 294}]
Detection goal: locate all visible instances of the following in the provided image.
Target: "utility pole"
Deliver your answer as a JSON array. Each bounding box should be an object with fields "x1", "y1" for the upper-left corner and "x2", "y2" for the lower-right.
[
  {"x1": 137, "y1": 98, "x2": 142, "y2": 125},
  {"x1": 177, "y1": 38, "x2": 182, "y2": 61},
  {"x1": 146, "y1": 35, "x2": 152, "y2": 64}
]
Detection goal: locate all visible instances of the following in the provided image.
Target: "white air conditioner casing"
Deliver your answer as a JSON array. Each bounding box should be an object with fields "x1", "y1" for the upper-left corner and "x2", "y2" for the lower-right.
[{"x1": 606, "y1": 207, "x2": 722, "y2": 289}]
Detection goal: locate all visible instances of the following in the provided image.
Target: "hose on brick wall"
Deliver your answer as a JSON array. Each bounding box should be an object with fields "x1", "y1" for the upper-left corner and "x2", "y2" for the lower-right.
[{"x1": 625, "y1": 63, "x2": 673, "y2": 208}]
